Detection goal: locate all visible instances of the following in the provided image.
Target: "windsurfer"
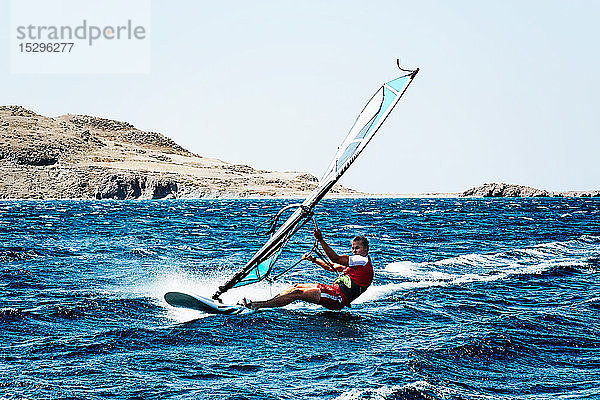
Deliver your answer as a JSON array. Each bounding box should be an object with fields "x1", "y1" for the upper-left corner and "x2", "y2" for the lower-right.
[{"x1": 243, "y1": 228, "x2": 373, "y2": 311}]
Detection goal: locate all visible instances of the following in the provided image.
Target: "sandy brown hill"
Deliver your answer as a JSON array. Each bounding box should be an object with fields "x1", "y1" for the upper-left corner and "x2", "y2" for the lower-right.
[{"x1": 0, "y1": 105, "x2": 359, "y2": 200}]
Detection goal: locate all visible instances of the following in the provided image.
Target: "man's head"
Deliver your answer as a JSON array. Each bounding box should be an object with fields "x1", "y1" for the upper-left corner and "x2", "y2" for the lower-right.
[{"x1": 351, "y1": 236, "x2": 369, "y2": 256}]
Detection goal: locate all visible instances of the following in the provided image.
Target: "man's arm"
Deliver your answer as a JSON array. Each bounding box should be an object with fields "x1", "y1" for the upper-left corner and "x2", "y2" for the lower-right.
[
  {"x1": 303, "y1": 254, "x2": 345, "y2": 272},
  {"x1": 313, "y1": 228, "x2": 349, "y2": 266}
]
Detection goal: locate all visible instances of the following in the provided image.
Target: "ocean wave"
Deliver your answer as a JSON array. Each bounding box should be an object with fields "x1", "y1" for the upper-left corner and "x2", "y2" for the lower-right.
[
  {"x1": 386, "y1": 235, "x2": 598, "y2": 280},
  {"x1": 426, "y1": 333, "x2": 531, "y2": 361},
  {"x1": 361, "y1": 236, "x2": 600, "y2": 304},
  {"x1": 44, "y1": 297, "x2": 159, "y2": 321},
  {"x1": 336, "y1": 381, "x2": 442, "y2": 400},
  {"x1": 48, "y1": 304, "x2": 88, "y2": 320},
  {"x1": 129, "y1": 248, "x2": 159, "y2": 258},
  {"x1": 586, "y1": 298, "x2": 600, "y2": 310},
  {"x1": 0, "y1": 307, "x2": 32, "y2": 322},
  {"x1": 0, "y1": 246, "x2": 81, "y2": 262},
  {"x1": 55, "y1": 327, "x2": 160, "y2": 359},
  {"x1": 0, "y1": 246, "x2": 41, "y2": 261},
  {"x1": 342, "y1": 224, "x2": 371, "y2": 230}
]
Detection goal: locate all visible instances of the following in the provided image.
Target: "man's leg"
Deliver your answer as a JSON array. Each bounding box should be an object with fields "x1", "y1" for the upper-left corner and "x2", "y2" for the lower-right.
[{"x1": 249, "y1": 283, "x2": 321, "y2": 309}]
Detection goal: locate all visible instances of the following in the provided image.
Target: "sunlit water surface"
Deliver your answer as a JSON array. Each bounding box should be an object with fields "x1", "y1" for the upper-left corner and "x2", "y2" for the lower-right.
[{"x1": 1, "y1": 198, "x2": 599, "y2": 399}]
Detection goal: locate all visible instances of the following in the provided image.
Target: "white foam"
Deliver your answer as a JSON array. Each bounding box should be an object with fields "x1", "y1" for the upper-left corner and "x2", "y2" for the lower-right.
[
  {"x1": 385, "y1": 261, "x2": 456, "y2": 281},
  {"x1": 335, "y1": 381, "x2": 435, "y2": 400},
  {"x1": 140, "y1": 262, "x2": 302, "y2": 321},
  {"x1": 353, "y1": 281, "x2": 441, "y2": 304},
  {"x1": 384, "y1": 260, "x2": 421, "y2": 277},
  {"x1": 342, "y1": 224, "x2": 370, "y2": 230},
  {"x1": 365, "y1": 235, "x2": 600, "y2": 305}
]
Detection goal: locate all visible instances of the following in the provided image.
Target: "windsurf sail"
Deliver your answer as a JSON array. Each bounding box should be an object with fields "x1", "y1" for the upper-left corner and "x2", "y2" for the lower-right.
[{"x1": 212, "y1": 62, "x2": 419, "y2": 300}]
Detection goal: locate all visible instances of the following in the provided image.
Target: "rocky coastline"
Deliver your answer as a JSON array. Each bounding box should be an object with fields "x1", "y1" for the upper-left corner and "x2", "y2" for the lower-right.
[
  {"x1": 1, "y1": 106, "x2": 597, "y2": 200},
  {"x1": 460, "y1": 183, "x2": 600, "y2": 198},
  {"x1": 0, "y1": 105, "x2": 357, "y2": 200}
]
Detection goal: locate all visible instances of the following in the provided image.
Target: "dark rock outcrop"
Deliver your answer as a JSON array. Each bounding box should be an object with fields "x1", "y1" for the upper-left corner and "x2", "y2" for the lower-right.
[
  {"x1": 69, "y1": 114, "x2": 134, "y2": 131},
  {"x1": 462, "y1": 183, "x2": 600, "y2": 198},
  {"x1": 95, "y1": 174, "x2": 178, "y2": 200},
  {"x1": 0, "y1": 105, "x2": 40, "y2": 118},
  {"x1": 462, "y1": 183, "x2": 550, "y2": 197},
  {"x1": 1, "y1": 145, "x2": 60, "y2": 166}
]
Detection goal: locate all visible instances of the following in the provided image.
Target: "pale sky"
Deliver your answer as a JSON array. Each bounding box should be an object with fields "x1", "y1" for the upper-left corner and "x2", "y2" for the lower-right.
[{"x1": 2, "y1": 0, "x2": 599, "y2": 194}]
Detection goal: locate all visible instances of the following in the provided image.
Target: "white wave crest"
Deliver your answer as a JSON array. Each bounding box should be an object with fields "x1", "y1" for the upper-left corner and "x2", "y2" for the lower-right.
[
  {"x1": 359, "y1": 235, "x2": 600, "y2": 304},
  {"x1": 335, "y1": 381, "x2": 435, "y2": 400}
]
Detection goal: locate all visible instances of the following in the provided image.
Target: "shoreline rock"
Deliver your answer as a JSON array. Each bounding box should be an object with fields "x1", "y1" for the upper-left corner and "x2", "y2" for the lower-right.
[
  {"x1": 461, "y1": 183, "x2": 600, "y2": 198},
  {"x1": 0, "y1": 105, "x2": 358, "y2": 200},
  {"x1": 94, "y1": 174, "x2": 179, "y2": 200}
]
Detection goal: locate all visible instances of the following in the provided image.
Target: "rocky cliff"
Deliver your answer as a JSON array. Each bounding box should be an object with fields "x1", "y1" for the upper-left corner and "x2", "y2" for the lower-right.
[
  {"x1": 0, "y1": 106, "x2": 359, "y2": 200},
  {"x1": 461, "y1": 183, "x2": 600, "y2": 198}
]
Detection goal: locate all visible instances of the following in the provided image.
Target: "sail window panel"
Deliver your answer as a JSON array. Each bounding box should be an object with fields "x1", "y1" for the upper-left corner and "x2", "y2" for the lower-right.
[
  {"x1": 353, "y1": 113, "x2": 378, "y2": 142},
  {"x1": 232, "y1": 249, "x2": 282, "y2": 288},
  {"x1": 358, "y1": 87, "x2": 397, "y2": 138},
  {"x1": 349, "y1": 88, "x2": 385, "y2": 141},
  {"x1": 335, "y1": 141, "x2": 360, "y2": 172},
  {"x1": 386, "y1": 76, "x2": 410, "y2": 93}
]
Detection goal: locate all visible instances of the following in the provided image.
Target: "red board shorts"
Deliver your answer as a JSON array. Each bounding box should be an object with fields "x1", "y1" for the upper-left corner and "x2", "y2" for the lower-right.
[{"x1": 317, "y1": 283, "x2": 349, "y2": 310}]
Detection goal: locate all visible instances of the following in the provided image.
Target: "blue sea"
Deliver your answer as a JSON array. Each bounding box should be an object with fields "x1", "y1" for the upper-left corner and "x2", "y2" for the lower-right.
[{"x1": 1, "y1": 198, "x2": 599, "y2": 399}]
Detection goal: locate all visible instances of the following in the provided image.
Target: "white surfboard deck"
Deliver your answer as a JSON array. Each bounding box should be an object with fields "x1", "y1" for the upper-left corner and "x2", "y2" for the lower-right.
[{"x1": 164, "y1": 291, "x2": 248, "y2": 315}]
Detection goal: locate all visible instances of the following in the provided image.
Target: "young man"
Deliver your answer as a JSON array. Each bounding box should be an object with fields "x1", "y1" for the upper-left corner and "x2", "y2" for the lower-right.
[{"x1": 243, "y1": 228, "x2": 373, "y2": 311}]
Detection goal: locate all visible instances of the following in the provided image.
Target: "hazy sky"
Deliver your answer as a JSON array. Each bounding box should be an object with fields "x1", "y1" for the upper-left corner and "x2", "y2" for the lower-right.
[{"x1": 2, "y1": 0, "x2": 599, "y2": 194}]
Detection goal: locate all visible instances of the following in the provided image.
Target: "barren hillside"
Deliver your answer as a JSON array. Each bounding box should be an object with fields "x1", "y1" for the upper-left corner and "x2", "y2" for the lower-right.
[{"x1": 0, "y1": 106, "x2": 358, "y2": 199}]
